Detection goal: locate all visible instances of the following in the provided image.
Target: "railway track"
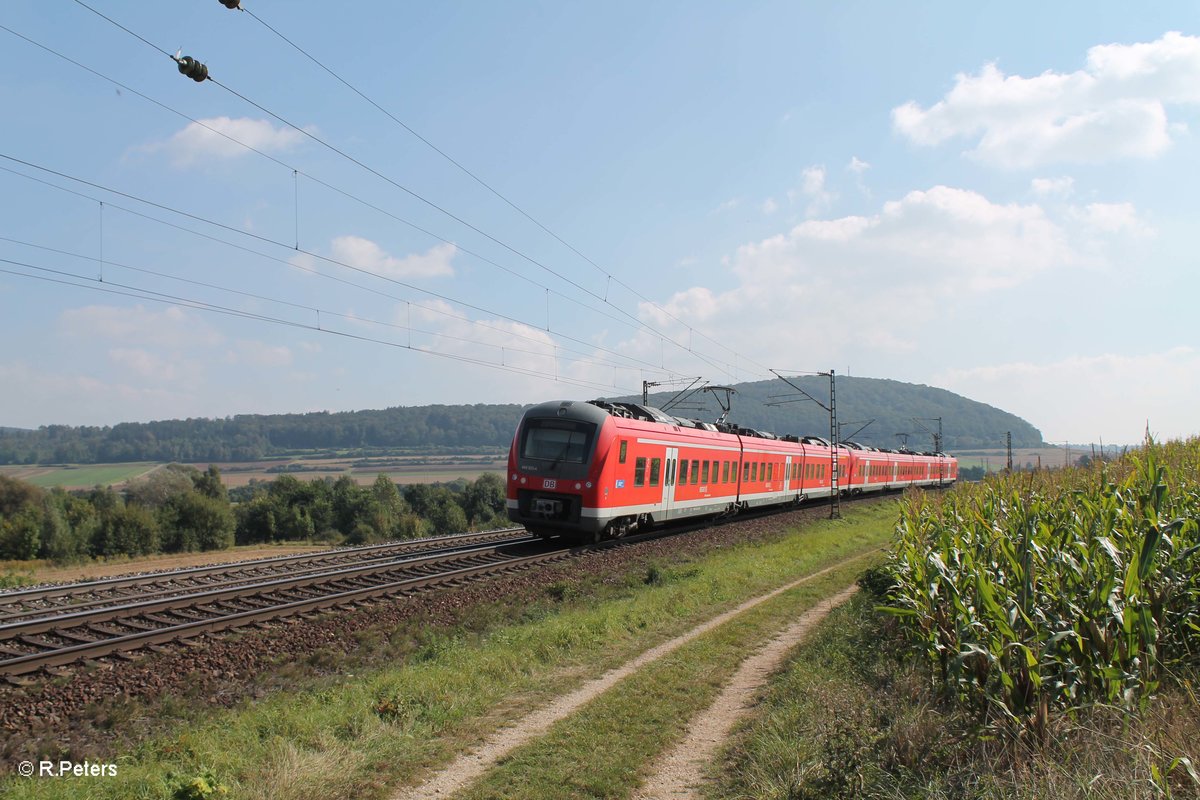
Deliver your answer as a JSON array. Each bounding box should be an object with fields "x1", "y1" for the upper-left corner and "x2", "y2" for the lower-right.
[
  {"x1": 0, "y1": 529, "x2": 559, "y2": 678},
  {"x1": 0, "y1": 495, "x2": 893, "y2": 680},
  {"x1": 0, "y1": 528, "x2": 528, "y2": 619}
]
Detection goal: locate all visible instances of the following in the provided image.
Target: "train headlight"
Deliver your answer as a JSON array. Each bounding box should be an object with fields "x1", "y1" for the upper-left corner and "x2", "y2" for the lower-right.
[
  {"x1": 575, "y1": 482, "x2": 582, "y2": 490},
  {"x1": 511, "y1": 473, "x2": 518, "y2": 481},
  {"x1": 585, "y1": 481, "x2": 593, "y2": 488},
  {"x1": 520, "y1": 477, "x2": 527, "y2": 484}
]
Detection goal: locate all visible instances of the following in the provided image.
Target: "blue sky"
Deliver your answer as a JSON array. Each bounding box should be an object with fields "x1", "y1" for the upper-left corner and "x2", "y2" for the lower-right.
[{"x1": 1, "y1": 1, "x2": 1197, "y2": 445}]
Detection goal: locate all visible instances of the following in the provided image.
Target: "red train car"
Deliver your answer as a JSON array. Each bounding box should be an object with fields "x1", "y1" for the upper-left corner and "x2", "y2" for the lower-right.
[{"x1": 506, "y1": 399, "x2": 956, "y2": 540}]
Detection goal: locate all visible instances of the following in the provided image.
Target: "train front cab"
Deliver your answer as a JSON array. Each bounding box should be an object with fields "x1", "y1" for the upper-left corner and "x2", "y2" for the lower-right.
[{"x1": 506, "y1": 400, "x2": 612, "y2": 538}]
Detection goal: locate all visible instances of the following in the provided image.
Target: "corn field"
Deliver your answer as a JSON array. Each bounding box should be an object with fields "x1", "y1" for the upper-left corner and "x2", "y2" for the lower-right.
[{"x1": 882, "y1": 438, "x2": 1200, "y2": 740}]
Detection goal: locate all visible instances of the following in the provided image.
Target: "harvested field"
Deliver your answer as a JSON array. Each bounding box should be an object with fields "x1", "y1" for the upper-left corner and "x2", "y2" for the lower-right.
[
  {"x1": 196, "y1": 455, "x2": 506, "y2": 487},
  {"x1": 0, "y1": 463, "x2": 160, "y2": 490},
  {"x1": 0, "y1": 543, "x2": 330, "y2": 585}
]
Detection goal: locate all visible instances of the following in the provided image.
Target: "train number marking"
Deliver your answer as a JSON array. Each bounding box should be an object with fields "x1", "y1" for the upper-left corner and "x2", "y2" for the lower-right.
[{"x1": 543, "y1": 479, "x2": 557, "y2": 489}]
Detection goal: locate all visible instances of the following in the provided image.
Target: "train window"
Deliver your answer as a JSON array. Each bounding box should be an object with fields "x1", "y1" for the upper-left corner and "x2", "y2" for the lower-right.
[
  {"x1": 701, "y1": 461, "x2": 710, "y2": 483},
  {"x1": 679, "y1": 459, "x2": 689, "y2": 484},
  {"x1": 619, "y1": 440, "x2": 627, "y2": 464},
  {"x1": 743, "y1": 462, "x2": 750, "y2": 482},
  {"x1": 635, "y1": 457, "x2": 647, "y2": 487},
  {"x1": 690, "y1": 460, "x2": 700, "y2": 484},
  {"x1": 751, "y1": 463, "x2": 758, "y2": 482},
  {"x1": 712, "y1": 460, "x2": 719, "y2": 482},
  {"x1": 666, "y1": 459, "x2": 675, "y2": 486},
  {"x1": 721, "y1": 461, "x2": 729, "y2": 483},
  {"x1": 650, "y1": 458, "x2": 661, "y2": 487},
  {"x1": 520, "y1": 418, "x2": 596, "y2": 464}
]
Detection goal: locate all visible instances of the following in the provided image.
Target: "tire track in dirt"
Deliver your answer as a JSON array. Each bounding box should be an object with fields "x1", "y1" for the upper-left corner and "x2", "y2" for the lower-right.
[
  {"x1": 633, "y1": 583, "x2": 859, "y2": 799},
  {"x1": 391, "y1": 557, "x2": 865, "y2": 800}
]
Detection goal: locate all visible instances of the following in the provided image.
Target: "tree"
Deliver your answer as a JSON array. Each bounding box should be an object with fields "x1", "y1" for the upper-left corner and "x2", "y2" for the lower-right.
[
  {"x1": 370, "y1": 474, "x2": 412, "y2": 539},
  {"x1": 461, "y1": 473, "x2": 506, "y2": 527},
  {"x1": 94, "y1": 503, "x2": 159, "y2": 557},
  {"x1": 127, "y1": 465, "x2": 197, "y2": 509},
  {"x1": 193, "y1": 465, "x2": 227, "y2": 502},
  {"x1": 160, "y1": 491, "x2": 235, "y2": 552},
  {"x1": 425, "y1": 487, "x2": 468, "y2": 536},
  {"x1": 235, "y1": 492, "x2": 278, "y2": 545},
  {"x1": 0, "y1": 506, "x2": 41, "y2": 560},
  {"x1": 0, "y1": 475, "x2": 45, "y2": 560}
]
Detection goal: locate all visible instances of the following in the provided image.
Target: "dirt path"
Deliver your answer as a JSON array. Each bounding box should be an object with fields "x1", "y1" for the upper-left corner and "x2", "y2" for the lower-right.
[
  {"x1": 391, "y1": 558, "x2": 862, "y2": 800},
  {"x1": 633, "y1": 583, "x2": 859, "y2": 800}
]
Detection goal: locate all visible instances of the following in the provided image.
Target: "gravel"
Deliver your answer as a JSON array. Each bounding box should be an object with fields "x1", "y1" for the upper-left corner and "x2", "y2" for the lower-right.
[{"x1": 0, "y1": 503, "x2": 848, "y2": 765}]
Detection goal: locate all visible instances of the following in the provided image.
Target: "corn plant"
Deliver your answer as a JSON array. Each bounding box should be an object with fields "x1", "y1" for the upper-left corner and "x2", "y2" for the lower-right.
[{"x1": 881, "y1": 438, "x2": 1200, "y2": 741}]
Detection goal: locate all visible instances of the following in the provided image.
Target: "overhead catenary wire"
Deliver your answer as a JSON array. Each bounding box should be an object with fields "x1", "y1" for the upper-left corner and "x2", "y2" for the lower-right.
[
  {"x1": 57, "y1": 3, "x2": 756, "y2": 381},
  {"x1": 0, "y1": 258, "x2": 637, "y2": 396},
  {"x1": 0, "y1": 160, "x2": 683, "y2": 380},
  {"x1": 236, "y1": 3, "x2": 767, "y2": 374},
  {"x1": 0, "y1": 20, "x2": 749, "y2": 382},
  {"x1": 0, "y1": 235, "x2": 670, "y2": 377}
]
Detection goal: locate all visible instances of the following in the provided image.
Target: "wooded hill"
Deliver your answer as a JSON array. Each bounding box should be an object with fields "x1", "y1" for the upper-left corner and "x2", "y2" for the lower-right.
[{"x1": 0, "y1": 376, "x2": 1042, "y2": 465}]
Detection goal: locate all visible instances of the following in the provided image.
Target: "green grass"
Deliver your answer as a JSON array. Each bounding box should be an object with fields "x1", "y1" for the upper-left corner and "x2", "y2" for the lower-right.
[
  {"x1": 460, "y1": 558, "x2": 874, "y2": 800},
  {"x1": 712, "y1": 590, "x2": 1200, "y2": 800},
  {"x1": 0, "y1": 503, "x2": 897, "y2": 800},
  {"x1": 22, "y1": 463, "x2": 159, "y2": 488}
]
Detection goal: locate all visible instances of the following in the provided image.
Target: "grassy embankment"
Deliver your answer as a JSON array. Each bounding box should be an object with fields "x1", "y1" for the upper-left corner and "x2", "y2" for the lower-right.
[{"x1": 2, "y1": 503, "x2": 896, "y2": 800}]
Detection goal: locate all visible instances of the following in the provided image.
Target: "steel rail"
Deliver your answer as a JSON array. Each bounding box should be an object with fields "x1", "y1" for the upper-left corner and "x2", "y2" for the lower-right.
[
  {"x1": 0, "y1": 493, "x2": 905, "y2": 678},
  {"x1": 0, "y1": 545, "x2": 578, "y2": 677},
  {"x1": 0, "y1": 534, "x2": 538, "y2": 624},
  {"x1": 0, "y1": 528, "x2": 528, "y2": 610},
  {"x1": 0, "y1": 537, "x2": 541, "y2": 639}
]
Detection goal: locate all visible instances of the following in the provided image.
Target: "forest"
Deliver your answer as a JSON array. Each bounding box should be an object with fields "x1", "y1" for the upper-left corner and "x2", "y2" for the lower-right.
[
  {"x1": 0, "y1": 465, "x2": 508, "y2": 563},
  {"x1": 0, "y1": 376, "x2": 1043, "y2": 466}
]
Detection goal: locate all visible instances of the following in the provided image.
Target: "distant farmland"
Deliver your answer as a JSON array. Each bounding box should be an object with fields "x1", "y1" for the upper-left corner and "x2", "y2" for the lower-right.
[
  {"x1": 0, "y1": 463, "x2": 161, "y2": 489},
  {"x1": 205, "y1": 454, "x2": 507, "y2": 487},
  {"x1": 0, "y1": 454, "x2": 507, "y2": 490}
]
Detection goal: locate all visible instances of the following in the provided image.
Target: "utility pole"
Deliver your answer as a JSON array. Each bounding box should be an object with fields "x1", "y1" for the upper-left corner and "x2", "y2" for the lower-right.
[
  {"x1": 770, "y1": 369, "x2": 839, "y2": 519},
  {"x1": 829, "y1": 370, "x2": 839, "y2": 519},
  {"x1": 1006, "y1": 432, "x2": 1013, "y2": 472},
  {"x1": 912, "y1": 417, "x2": 943, "y2": 453}
]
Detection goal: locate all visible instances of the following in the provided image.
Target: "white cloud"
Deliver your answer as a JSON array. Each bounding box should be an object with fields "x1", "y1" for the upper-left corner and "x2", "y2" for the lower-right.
[
  {"x1": 1031, "y1": 176, "x2": 1075, "y2": 196},
  {"x1": 713, "y1": 197, "x2": 742, "y2": 214},
  {"x1": 0, "y1": 361, "x2": 197, "y2": 427},
  {"x1": 847, "y1": 156, "x2": 871, "y2": 174},
  {"x1": 761, "y1": 198, "x2": 779, "y2": 215},
  {"x1": 788, "y1": 165, "x2": 835, "y2": 217},
  {"x1": 225, "y1": 340, "x2": 294, "y2": 367},
  {"x1": 893, "y1": 32, "x2": 1200, "y2": 167},
  {"x1": 936, "y1": 347, "x2": 1200, "y2": 443},
  {"x1": 59, "y1": 305, "x2": 223, "y2": 349},
  {"x1": 141, "y1": 117, "x2": 307, "y2": 167},
  {"x1": 1071, "y1": 202, "x2": 1154, "y2": 236},
  {"x1": 329, "y1": 237, "x2": 456, "y2": 279},
  {"x1": 623, "y1": 183, "x2": 1143, "y2": 380},
  {"x1": 108, "y1": 348, "x2": 177, "y2": 380}
]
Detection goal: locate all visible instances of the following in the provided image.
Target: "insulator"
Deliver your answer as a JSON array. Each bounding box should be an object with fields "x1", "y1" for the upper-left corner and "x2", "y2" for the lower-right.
[
  {"x1": 218, "y1": 0, "x2": 240, "y2": 8},
  {"x1": 177, "y1": 56, "x2": 209, "y2": 82}
]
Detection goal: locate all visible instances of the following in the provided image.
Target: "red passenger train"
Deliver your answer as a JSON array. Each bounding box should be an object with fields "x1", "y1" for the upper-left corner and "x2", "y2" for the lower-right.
[{"x1": 505, "y1": 399, "x2": 956, "y2": 540}]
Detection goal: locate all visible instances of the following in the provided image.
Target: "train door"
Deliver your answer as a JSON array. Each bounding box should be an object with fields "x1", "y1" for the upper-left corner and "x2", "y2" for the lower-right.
[
  {"x1": 784, "y1": 455, "x2": 792, "y2": 495},
  {"x1": 661, "y1": 446, "x2": 679, "y2": 519}
]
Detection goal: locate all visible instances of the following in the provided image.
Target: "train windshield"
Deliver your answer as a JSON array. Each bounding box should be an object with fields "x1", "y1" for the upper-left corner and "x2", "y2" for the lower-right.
[{"x1": 520, "y1": 419, "x2": 596, "y2": 464}]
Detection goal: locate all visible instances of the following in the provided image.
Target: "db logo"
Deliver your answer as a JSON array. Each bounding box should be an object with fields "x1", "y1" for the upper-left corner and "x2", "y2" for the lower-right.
[{"x1": 542, "y1": 479, "x2": 557, "y2": 489}]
